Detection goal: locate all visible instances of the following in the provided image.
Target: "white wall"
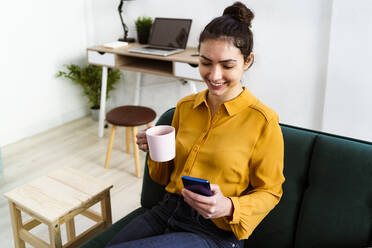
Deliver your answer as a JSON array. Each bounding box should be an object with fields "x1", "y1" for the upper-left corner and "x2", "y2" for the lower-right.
[
  {"x1": 4, "y1": 0, "x2": 370, "y2": 146},
  {"x1": 90, "y1": 0, "x2": 333, "y2": 130},
  {"x1": 242, "y1": 1, "x2": 332, "y2": 130},
  {"x1": 322, "y1": 0, "x2": 372, "y2": 141},
  {"x1": 0, "y1": 0, "x2": 91, "y2": 146}
]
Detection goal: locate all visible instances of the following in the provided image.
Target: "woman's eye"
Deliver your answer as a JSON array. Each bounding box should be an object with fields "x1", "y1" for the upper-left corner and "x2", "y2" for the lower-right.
[
  {"x1": 201, "y1": 62, "x2": 211, "y2": 66},
  {"x1": 223, "y1": 65, "x2": 234, "y2": 69}
]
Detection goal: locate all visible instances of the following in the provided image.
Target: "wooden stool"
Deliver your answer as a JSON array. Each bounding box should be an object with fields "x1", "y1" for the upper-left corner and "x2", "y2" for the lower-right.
[
  {"x1": 104, "y1": 105, "x2": 156, "y2": 177},
  {"x1": 4, "y1": 168, "x2": 113, "y2": 248}
]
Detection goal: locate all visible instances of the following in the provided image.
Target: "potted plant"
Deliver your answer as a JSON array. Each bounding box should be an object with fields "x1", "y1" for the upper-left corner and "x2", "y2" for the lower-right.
[
  {"x1": 135, "y1": 16, "x2": 153, "y2": 44},
  {"x1": 57, "y1": 64, "x2": 121, "y2": 120}
]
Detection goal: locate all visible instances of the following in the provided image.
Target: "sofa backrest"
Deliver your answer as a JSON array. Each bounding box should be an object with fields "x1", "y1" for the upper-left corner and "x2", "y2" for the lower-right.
[
  {"x1": 294, "y1": 134, "x2": 372, "y2": 247},
  {"x1": 140, "y1": 108, "x2": 372, "y2": 247},
  {"x1": 245, "y1": 124, "x2": 318, "y2": 247}
]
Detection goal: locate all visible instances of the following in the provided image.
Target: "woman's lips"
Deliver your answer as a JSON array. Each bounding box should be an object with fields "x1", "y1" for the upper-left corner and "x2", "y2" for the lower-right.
[{"x1": 208, "y1": 80, "x2": 226, "y2": 89}]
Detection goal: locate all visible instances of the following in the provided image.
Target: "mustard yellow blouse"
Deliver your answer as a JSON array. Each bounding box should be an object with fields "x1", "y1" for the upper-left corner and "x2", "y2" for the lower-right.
[{"x1": 147, "y1": 87, "x2": 285, "y2": 240}]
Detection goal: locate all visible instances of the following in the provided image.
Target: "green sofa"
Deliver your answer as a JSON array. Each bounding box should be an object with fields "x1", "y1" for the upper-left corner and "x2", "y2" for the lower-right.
[{"x1": 80, "y1": 108, "x2": 372, "y2": 248}]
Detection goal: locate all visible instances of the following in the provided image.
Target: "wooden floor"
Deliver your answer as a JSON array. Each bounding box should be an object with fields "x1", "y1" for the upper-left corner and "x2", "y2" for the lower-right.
[{"x1": 0, "y1": 116, "x2": 147, "y2": 247}]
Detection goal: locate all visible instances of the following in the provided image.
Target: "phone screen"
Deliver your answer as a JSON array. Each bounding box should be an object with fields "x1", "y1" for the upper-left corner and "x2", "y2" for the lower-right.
[{"x1": 182, "y1": 176, "x2": 213, "y2": 196}]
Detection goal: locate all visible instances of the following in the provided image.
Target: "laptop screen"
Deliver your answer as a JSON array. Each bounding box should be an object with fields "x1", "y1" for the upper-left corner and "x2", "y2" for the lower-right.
[{"x1": 148, "y1": 18, "x2": 192, "y2": 49}]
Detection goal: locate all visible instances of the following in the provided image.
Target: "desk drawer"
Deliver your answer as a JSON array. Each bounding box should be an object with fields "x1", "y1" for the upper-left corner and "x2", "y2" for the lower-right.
[
  {"x1": 87, "y1": 50, "x2": 115, "y2": 67},
  {"x1": 174, "y1": 62, "x2": 202, "y2": 81}
]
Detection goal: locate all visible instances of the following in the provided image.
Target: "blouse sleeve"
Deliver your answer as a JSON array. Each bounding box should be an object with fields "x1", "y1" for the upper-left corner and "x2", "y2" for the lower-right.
[
  {"x1": 147, "y1": 106, "x2": 180, "y2": 185},
  {"x1": 225, "y1": 118, "x2": 285, "y2": 240}
]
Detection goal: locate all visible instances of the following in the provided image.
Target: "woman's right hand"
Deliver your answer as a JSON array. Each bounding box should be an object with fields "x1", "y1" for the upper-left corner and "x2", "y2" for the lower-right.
[{"x1": 136, "y1": 125, "x2": 154, "y2": 152}]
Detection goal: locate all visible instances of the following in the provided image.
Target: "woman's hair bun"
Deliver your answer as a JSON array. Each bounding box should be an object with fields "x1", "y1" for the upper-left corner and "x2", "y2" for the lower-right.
[{"x1": 223, "y1": 1, "x2": 254, "y2": 27}]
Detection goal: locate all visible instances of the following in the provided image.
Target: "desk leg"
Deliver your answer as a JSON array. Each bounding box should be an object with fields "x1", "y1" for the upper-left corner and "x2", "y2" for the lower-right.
[
  {"x1": 188, "y1": 80, "x2": 198, "y2": 94},
  {"x1": 49, "y1": 223, "x2": 62, "y2": 248},
  {"x1": 101, "y1": 191, "x2": 112, "y2": 228},
  {"x1": 134, "y1": 72, "x2": 142, "y2": 105},
  {"x1": 98, "y1": 66, "x2": 108, "y2": 137},
  {"x1": 66, "y1": 217, "x2": 76, "y2": 242},
  {"x1": 8, "y1": 201, "x2": 26, "y2": 248}
]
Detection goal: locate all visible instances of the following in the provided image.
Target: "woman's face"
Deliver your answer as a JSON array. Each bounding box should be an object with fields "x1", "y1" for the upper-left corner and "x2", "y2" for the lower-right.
[{"x1": 199, "y1": 39, "x2": 251, "y2": 101}]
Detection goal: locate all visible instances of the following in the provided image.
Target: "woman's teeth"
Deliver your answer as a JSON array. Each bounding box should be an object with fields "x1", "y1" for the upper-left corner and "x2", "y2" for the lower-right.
[{"x1": 210, "y1": 81, "x2": 224, "y2": 86}]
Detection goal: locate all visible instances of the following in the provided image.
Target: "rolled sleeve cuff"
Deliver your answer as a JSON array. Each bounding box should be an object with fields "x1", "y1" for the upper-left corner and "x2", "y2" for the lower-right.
[
  {"x1": 148, "y1": 155, "x2": 173, "y2": 166},
  {"x1": 228, "y1": 196, "x2": 240, "y2": 224},
  {"x1": 147, "y1": 154, "x2": 174, "y2": 185}
]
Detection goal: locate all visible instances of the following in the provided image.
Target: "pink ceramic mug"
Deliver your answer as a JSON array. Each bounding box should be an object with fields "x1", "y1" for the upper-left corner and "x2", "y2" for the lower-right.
[{"x1": 146, "y1": 125, "x2": 175, "y2": 162}]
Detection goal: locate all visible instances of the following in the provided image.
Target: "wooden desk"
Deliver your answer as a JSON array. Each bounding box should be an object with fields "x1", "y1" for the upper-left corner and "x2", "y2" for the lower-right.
[{"x1": 87, "y1": 43, "x2": 202, "y2": 137}]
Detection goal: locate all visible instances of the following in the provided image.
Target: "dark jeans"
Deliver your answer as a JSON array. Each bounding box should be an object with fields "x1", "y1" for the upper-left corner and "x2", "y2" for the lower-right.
[{"x1": 105, "y1": 193, "x2": 243, "y2": 248}]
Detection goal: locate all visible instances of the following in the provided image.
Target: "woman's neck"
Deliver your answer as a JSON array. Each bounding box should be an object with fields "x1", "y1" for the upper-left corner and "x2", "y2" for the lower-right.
[{"x1": 207, "y1": 86, "x2": 244, "y2": 117}]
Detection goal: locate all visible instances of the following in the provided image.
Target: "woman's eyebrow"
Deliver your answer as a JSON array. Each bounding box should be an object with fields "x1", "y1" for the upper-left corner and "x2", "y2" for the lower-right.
[
  {"x1": 200, "y1": 55, "x2": 237, "y2": 63},
  {"x1": 200, "y1": 55, "x2": 212, "y2": 61}
]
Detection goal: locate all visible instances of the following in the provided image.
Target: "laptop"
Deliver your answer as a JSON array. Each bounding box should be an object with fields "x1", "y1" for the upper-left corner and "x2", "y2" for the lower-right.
[{"x1": 128, "y1": 18, "x2": 192, "y2": 56}]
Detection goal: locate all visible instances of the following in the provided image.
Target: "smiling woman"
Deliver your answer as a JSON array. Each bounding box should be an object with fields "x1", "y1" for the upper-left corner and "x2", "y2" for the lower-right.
[
  {"x1": 197, "y1": 1, "x2": 255, "y2": 116},
  {"x1": 107, "y1": 2, "x2": 285, "y2": 248},
  {"x1": 198, "y1": 40, "x2": 252, "y2": 116}
]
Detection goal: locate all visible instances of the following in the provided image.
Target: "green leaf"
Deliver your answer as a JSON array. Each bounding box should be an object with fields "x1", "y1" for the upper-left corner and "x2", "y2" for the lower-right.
[
  {"x1": 135, "y1": 16, "x2": 153, "y2": 32},
  {"x1": 56, "y1": 64, "x2": 122, "y2": 108}
]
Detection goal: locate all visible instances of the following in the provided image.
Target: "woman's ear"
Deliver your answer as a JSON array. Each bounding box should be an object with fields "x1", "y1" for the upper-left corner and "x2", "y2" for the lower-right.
[{"x1": 244, "y1": 53, "x2": 254, "y2": 70}]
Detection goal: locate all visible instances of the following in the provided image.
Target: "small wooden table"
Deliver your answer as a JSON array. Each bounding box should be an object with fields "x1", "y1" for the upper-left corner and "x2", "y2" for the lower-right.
[{"x1": 4, "y1": 168, "x2": 113, "y2": 248}]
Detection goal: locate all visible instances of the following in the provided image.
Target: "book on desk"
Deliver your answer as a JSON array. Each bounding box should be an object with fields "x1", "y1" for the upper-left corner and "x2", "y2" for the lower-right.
[{"x1": 103, "y1": 41, "x2": 129, "y2": 49}]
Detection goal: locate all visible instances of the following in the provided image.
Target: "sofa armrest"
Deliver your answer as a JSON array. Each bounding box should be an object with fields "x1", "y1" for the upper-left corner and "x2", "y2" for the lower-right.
[{"x1": 78, "y1": 207, "x2": 147, "y2": 248}]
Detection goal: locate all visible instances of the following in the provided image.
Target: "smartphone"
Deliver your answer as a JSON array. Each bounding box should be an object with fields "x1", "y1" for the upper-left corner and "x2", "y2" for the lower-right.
[{"x1": 181, "y1": 176, "x2": 213, "y2": 196}]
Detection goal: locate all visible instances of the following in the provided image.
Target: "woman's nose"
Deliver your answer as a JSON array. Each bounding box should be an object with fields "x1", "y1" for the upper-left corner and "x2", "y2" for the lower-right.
[{"x1": 209, "y1": 66, "x2": 222, "y2": 81}]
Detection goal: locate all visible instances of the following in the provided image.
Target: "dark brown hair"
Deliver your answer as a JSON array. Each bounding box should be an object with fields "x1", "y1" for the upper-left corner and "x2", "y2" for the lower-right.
[{"x1": 198, "y1": 2, "x2": 254, "y2": 63}]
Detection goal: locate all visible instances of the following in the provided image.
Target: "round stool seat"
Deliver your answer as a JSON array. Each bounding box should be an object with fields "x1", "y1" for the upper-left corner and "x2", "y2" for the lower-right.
[{"x1": 106, "y1": 105, "x2": 156, "y2": 127}]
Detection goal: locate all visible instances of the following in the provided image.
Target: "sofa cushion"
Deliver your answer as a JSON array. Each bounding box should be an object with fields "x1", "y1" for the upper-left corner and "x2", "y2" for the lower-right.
[
  {"x1": 245, "y1": 124, "x2": 317, "y2": 247},
  {"x1": 295, "y1": 135, "x2": 372, "y2": 247},
  {"x1": 140, "y1": 108, "x2": 175, "y2": 209},
  {"x1": 79, "y1": 207, "x2": 147, "y2": 248}
]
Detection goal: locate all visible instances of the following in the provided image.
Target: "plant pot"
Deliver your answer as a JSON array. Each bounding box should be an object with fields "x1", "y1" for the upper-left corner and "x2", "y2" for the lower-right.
[
  {"x1": 90, "y1": 107, "x2": 100, "y2": 121},
  {"x1": 137, "y1": 30, "x2": 150, "y2": 44}
]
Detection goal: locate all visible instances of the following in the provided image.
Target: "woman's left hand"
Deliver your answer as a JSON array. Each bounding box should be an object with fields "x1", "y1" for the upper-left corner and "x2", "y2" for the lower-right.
[{"x1": 181, "y1": 184, "x2": 233, "y2": 219}]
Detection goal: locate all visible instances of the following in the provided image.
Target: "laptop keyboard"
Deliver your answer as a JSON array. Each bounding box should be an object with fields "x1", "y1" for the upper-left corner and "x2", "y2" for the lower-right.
[{"x1": 145, "y1": 46, "x2": 176, "y2": 51}]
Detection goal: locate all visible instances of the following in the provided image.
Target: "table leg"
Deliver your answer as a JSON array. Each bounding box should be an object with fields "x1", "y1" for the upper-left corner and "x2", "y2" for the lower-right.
[
  {"x1": 101, "y1": 190, "x2": 112, "y2": 228},
  {"x1": 98, "y1": 66, "x2": 108, "y2": 138},
  {"x1": 66, "y1": 217, "x2": 76, "y2": 242},
  {"x1": 126, "y1": 127, "x2": 131, "y2": 153},
  {"x1": 134, "y1": 72, "x2": 142, "y2": 105},
  {"x1": 104, "y1": 125, "x2": 117, "y2": 169},
  {"x1": 49, "y1": 223, "x2": 62, "y2": 248},
  {"x1": 131, "y1": 127, "x2": 141, "y2": 178},
  {"x1": 8, "y1": 201, "x2": 26, "y2": 248}
]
